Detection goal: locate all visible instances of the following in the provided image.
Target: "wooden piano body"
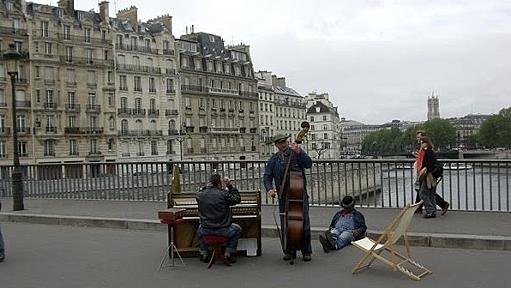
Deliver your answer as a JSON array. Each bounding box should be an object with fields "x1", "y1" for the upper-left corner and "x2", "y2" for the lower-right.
[{"x1": 168, "y1": 190, "x2": 262, "y2": 257}]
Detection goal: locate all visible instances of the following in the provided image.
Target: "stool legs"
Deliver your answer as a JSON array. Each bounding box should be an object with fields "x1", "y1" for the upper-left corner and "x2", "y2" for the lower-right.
[
  {"x1": 207, "y1": 244, "x2": 231, "y2": 269},
  {"x1": 159, "y1": 224, "x2": 185, "y2": 270}
]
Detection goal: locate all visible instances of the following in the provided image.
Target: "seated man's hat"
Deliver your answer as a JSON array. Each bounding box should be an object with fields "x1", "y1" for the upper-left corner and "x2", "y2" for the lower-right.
[{"x1": 341, "y1": 195, "x2": 355, "y2": 208}]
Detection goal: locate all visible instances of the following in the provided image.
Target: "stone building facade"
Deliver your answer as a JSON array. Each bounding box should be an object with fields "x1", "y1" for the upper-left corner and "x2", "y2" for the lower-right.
[
  {"x1": 255, "y1": 71, "x2": 306, "y2": 158},
  {"x1": 177, "y1": 32, "x2": 259, "y2": 162},
  {"x1": 112, "y1": 6, "x2": 179, "y2": 162},
  {"x1": 305, "y1": 92, "x2": 341, "y2": 159},
  {"x1": 1, "y1": 0, "x2": 117, "y2": 176}
]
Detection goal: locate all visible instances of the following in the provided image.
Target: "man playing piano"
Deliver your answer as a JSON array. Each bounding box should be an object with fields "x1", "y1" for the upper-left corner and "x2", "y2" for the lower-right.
[{"x1": 196, "y1": 174, "x2": 241, "y2": 263}]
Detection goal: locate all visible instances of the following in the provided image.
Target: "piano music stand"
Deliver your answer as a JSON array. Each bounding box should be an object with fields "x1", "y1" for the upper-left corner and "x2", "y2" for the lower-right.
[{"x1": 158, "y1": 209, "x2": 186, "y2": 270}]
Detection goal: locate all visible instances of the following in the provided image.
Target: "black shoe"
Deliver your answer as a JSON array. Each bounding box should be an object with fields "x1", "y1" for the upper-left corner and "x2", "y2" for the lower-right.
[
  {"x1": 0, "y1": 255, "x2": 4, "y2": 263},
  {"x1": 200, "y1": 254, "x2": 210, "y2": 263},
  {"x1": 441, "y1": 202, "x2": 449, "y2": 215},
  {"x1": 424, "y1": 214, "x2": 436, "y2": 219},
  {"x1": 319, "y1": 235, "x2": 331, "y2": 253},
  {"x1": 302, "y1": 253, "x2": 312, "y2": 262},
  {"x1": 225, "y1": 254, "x2": 237, "y2": 263},
  {"x1": 282, "y1": 253, "x2": 292, "y2": 261},
  {"x1": 325, "y1": 231, "x2": 336, "y2": 249}
]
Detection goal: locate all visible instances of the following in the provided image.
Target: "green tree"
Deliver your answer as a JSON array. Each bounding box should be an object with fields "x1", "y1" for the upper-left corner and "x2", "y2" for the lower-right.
[
  {"x1": 421, "y1": 118, "x2": 456, "y2": 150},
  {"x1": 400, "y1": 125, "x2": 423, "y2": 153},
  {"x1": 478, "y1": 107, "x2": 511, "y2": 148},
  {"x1": 361, "y1": 128, "x2": 403, "y2": 156}
]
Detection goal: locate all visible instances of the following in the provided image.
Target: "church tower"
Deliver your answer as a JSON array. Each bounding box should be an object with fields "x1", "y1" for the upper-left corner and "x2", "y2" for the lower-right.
[{"x1": 427, "y1": 93, "x2": 440, "y2": 120}]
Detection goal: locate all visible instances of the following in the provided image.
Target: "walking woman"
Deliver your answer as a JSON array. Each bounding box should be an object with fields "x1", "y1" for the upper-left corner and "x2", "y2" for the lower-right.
[{"x1": 416, "y1": 136, "x2": 440, "y2": 218}]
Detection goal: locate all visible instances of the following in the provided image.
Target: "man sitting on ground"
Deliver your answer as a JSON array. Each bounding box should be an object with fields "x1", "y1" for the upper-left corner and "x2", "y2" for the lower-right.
[
  {"x1": 196, "y1": 174, "x2": 241, "y2": 263},
  {"x1": 319, "y1": 196, "x2": 367, "y2": 252}
]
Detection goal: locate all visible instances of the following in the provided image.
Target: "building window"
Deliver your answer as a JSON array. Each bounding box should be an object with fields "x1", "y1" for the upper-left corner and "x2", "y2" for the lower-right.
[
  {"x1": 119, "y1": 75, "x2": 128, "y2": 91},
  {"x1": 44, "y1": 140, "x2": 55, "y2": 156},
  {"x1": 121, "y1": 119, "x2": 128, "y2": 134},
  {"x1": 151, "y1": 141, "x2": 158, "y2": 155},
  {"x1": 90, "y1": 139, "x2": 98, "y2": 154},
  {"x1": 120, "y1": 97, "x2": 127, "y2": 109},
  {"x1": 68, "y1": 116, "x2": 76, "y2": 128},
  {"x1": 166, "y1": 79, "x2": 174, "y2": 93},
  {"x1": 135, "y1": 98, "x2": 142, "y2": 112},
  {"x1": 0, "y1": 141, "x2": 6, "y2": 158},
  {"x1": 18, "y1": 141, "x2": 27, "y2": 157},
  {"x1": 44, "y1": 42, "x2": 52, "y2": 55},
  {"x1": 166, "y1": 140, "x2": 173, "y2": 155},
  {"x1": 134, "y1": 76, "x2": 142, "y2": 92},
  {"x1": 41, "y1": 21, "x2": 49, "y2": 37},
  {"x1": 84, "y1": 28, "x2": 91, "y2": 43},
  {"x1": 65, "y1": 47, "x2": 73, "y2": 62},
  {"x1": 149, "y1": 77, "x2": 156, "y2": 93},
  {"x1": 108, "y1": 138, "x2": 115, "y2": 151},
  {"x1": 86, "y1": 49, "x2": 93, "y2": 64},
  {"x1": 109, "y1": 116, "x2": 115, "y2": 130},
  {"x1": 63, "y1": 25, "x2": 71, "y2": 40},
  {"x1": 108, "y1": 93, "x2": 114, "y2": 107},
  {"x1": 69, "y1": 139, "x2": 78, "y2": 155}
]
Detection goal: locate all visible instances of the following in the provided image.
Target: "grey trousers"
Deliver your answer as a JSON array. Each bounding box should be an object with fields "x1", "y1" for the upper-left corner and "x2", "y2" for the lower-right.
[{"x1": 419, "y1": 181, "x2": 437, "y2": 215}]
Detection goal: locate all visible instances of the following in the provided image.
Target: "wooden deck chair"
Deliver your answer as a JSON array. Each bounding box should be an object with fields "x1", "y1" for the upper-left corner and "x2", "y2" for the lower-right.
[{"x1": 351, "y1": 201, "x2": 432, "y2": 281}]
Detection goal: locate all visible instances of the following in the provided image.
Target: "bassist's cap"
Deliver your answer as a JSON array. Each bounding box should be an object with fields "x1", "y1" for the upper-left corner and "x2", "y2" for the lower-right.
[{"x1": 272, "y1": 134, "x2": 290, "y2": 144}]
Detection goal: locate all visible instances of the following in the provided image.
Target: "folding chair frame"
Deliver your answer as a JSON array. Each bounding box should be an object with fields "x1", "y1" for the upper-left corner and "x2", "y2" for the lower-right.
[{"x1": 351, "y1": 201, "x2": 432, "y2": 281}]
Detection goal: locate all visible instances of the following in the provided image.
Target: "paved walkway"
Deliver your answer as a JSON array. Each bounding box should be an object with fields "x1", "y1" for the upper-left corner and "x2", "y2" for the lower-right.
[
  {"x1": 2, "y1": 222, "x2": 511, "y2": 288},
  {"x1": 1, "y1": 198, "x2": 511, "y2": 250}
]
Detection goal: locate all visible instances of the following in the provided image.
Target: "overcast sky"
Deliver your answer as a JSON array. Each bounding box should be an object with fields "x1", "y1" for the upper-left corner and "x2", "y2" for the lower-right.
[{"x1": 39, "y1": 0, "x2": 511, "y2": 124}]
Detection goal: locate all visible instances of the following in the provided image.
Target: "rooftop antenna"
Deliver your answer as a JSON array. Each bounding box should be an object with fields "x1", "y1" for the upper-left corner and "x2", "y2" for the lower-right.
[{"x1": 113, "y1": 0, "x2": 117, "y2": 14}]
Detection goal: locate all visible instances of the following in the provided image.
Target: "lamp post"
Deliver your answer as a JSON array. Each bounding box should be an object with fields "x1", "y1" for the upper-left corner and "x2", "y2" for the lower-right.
[
  {"x1": 175, "y1": 130, "x2": 186, "y2": 161},
  {"x1": 3, "y1": 44, "x2": 23, "y2": 211}
]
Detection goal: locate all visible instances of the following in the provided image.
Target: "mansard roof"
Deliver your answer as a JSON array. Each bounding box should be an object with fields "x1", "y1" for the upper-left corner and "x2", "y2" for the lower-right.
[
  {"x1": 27, "y1": 2, "x2": 103, "y2": 26},
  {"x1": 274, "y1": 86, "x2": 301, "y2": 97},
  {"x1": 110, "y1": 17, "x2": 169, "y2": 36},
  {"x1": 307, "y1": 101, "x2": 340, "y2": 118}
]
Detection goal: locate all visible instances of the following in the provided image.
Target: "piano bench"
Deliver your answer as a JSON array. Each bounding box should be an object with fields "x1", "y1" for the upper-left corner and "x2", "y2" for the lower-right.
[{"x1": 202, "y1": 235, "x2": 231, "y2": 269}]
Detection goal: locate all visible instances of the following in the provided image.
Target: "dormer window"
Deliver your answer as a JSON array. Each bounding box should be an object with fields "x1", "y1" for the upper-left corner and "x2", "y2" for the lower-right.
[{"x1": 6, "y1": 1, "x2": 13, "y2": 11}]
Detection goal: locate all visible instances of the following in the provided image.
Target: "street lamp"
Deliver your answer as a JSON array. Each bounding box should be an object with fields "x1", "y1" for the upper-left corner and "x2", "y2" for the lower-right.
[
  {"x1": 175, "y1": 130, "x2": 186, "y2": 161},
  {"x1": 3, "y1": 44, "x2": 23, "y2": 211}
]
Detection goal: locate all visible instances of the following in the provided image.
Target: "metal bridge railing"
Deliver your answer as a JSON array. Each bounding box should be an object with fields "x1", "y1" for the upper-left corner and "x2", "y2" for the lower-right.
[{"x1": 0, "y1": 159, "x2": 509, "y2": 212}]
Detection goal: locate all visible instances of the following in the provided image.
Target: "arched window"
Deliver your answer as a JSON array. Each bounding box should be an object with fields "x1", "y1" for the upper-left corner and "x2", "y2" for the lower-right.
[
  {"x1": 121, "y1": 119, "x2": 128, "y2": 134},
  {"x1": 135, "y1": 119, "x2": 143, "y2": 130}
]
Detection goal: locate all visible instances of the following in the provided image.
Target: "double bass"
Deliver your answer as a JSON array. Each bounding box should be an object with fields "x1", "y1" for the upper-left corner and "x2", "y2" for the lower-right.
[{"x1": 278, "y1": 121, "x2": 310, "y2": 264}]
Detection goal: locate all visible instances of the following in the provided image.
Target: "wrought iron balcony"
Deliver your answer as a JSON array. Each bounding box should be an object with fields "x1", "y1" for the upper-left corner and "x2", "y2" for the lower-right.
[
  {"x1": 45, "y1": 126, "x2": 57, "y2": 133},
  {"x1": 64, "y1": 127, "x2": 104, "y2": 135},
  {"x1": 65, "y1": 103, "x2": 81, "y2": 112},
  {"x1": 17, "y1": 127, "x2": 31, "y2": 134},
  {"x1": 210, "y1": 127, "x2": 239, "y2": 134},
  {"x1": 0, "y1": 26, "x2": 28, "y2": 36},
  {"x1": 0, "y1": 127, "x2": 11, "y2": 136},
  {"x1": 86, "y1": 104, "x2": 101, "y2": 113},
  {"x1": 162, "y1": 49, "x2": 175, "y2": 56},
  {"x1": 44, "y1": 102, "x2": 57, "y2": 110},
  {"x1": 147, "y1": 109, "x2": 159, "y2": 117},
  {"x1": 115, "y1": 43, "x2": 159, "y2": 54},
  {"x1": 116, "y1": 64, "x2": 161, "y2": 74},
  {"x1": 165, "y1": 109, "x2": 179, "y2": 116}
]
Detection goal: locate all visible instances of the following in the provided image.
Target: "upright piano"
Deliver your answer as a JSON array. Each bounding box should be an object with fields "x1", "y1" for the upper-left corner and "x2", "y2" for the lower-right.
[{"x1": 168, "y1": 190, "x2": 262, "y2": 257}]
